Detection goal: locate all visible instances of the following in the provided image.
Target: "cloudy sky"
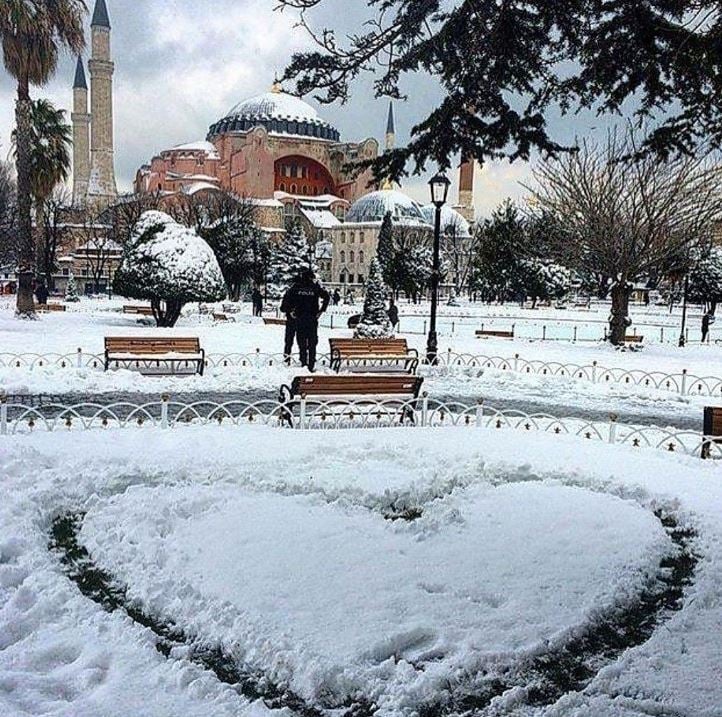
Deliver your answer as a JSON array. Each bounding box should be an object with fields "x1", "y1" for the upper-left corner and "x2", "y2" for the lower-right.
[{"x1": 0, "y1": 0, "x2": 606, "y2": 217}]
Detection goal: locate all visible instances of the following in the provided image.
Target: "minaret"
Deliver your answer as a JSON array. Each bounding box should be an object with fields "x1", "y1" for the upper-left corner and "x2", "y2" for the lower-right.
[
  {"x1": 87, "y1": 0, "x2": 117, "y2": 203},
  {"x1": 71, "y1": 57, "x2": 90, "y2": 205},
  {"x1": 455, "y1": 156, "x2": 476, "y2": 223},
  {"x1": 380, "y1": 102, "x2": 396, "y2": 190}
]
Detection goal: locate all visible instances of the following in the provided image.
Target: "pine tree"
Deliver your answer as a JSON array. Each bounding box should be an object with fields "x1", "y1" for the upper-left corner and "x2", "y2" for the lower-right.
[
  {"x1": 355, "y1": 258, "x2": 393, "y2": 338},
  {"x1": 64, "y1": 272, "x2": 80, "y2": 302},
  {"x1": 271, "y1": 220, "x2": 318, "y2": 287},
  {"x1": 376, "y1": 212, "x2": 395, "y2": 285}
]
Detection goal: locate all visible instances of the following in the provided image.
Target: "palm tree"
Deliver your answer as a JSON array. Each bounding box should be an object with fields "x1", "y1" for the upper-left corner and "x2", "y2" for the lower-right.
[
  {"x1": 0, "y1": 0, "x2": 86, "y2": 317},
  {"x1": 13, "y1": 99, "x2": 73, "y2": 284}
]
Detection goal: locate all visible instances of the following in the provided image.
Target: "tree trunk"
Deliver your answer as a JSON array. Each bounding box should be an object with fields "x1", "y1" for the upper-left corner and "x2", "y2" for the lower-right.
[
  {"x1": 609, "y1": 281, "x2": 632, "y2": 346},
  {"x1": 152, "y1": 298, "x2": 183, "y2": 327},
  {"x1": 15, "y1": 77, "x2": 35, "y2": 318}
]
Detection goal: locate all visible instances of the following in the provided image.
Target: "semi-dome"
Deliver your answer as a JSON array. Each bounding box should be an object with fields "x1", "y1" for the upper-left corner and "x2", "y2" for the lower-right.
[
  {"x1": 421, "y1": 204, "x2": 471, "y2": 237},
  {"x1": 345, "y1": 189, "x2": 429, "y2": 225},
  {"x1": 207, "y1": 87, "x2": 340, "y2": 142}
]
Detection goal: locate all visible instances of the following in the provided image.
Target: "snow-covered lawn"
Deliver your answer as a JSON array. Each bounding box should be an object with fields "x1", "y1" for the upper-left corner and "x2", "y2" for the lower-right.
[{"x1": 1, "y1": 425, "x2": 721, "y2": 716}]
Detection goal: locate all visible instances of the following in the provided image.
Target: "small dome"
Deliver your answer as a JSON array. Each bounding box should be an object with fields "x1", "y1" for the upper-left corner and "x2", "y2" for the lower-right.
[
  {"x1": 346, "y1": 189, "x2": 429, "y2": 225},
  {"x1": 421, "y1": 204, "x2": 471, "y2": 238},
  {"x1": 207, "y1": 89, "x2": 339, "y2": 142}
]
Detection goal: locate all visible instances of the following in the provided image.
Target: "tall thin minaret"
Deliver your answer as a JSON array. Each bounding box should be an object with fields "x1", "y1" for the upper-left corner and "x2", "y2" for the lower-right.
[
  {"x1": 71, "y1": 57, "x2": 90, "y2": 205},
  {"x1": 87, "y1": 0, "x2": 117, "y2": 203},
  {"x1": 381, "y1": 102, "x2": 396, "y2": 190},
  {"x1": 455, "y1": 156, "x2": 476, "y2": 223}
]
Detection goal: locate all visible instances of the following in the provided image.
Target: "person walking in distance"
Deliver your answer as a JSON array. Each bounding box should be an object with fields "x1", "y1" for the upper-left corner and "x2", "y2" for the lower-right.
[
  {"x1": 284, "y1": 268, "x2": 330, "y2": 371},
  {"x1": 702, "y1": 311, "x2": 714, "y2": 343},
  {"x1": 252, "y1": 285, "x2": 263, "y2": 317}
]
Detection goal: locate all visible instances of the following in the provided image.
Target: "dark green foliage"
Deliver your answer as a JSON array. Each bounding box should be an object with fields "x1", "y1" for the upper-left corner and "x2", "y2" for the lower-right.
[{"x1": 280, "y1": 0, "x2": 722, "y2": 181}]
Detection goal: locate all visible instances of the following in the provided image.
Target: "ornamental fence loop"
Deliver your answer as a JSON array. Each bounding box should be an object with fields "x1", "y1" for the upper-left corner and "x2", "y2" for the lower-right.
[{"x1": 76, "y1": 348, "x2": 83, "y2": 369}]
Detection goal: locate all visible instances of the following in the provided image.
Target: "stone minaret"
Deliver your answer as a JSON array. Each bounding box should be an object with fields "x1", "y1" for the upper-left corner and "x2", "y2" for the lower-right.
[
  {"x1": 380, "y1": 102, "x2": 396, "y2": 190},
  {"x1": 87, "y1": 0, "x2": 117, "y2": 203},
  {"x1": 71, "y1": 57, "x2": 90, "y2": 205},
  {"x1": 455, "y1": 156, "x2": 476, "y2": 223}
]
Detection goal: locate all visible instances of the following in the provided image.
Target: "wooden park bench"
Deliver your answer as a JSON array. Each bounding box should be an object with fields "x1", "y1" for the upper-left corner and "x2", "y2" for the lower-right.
[
  {"x1": 104, "y1": 337, "x2": 205, "y2": 375},
  {"x1": 476, "y1": 328, "x2": 515, "y2": 339},
  {"x1": 222, "y1": 303, "x2": 243, "y2": 314},
  {"x1": 279, "y1": 374, "x2": 424, "y2": 427},
  {"x1": 123, "y1": 305, "x2": 155, "y2": 317},
  {"x1": 37, "y1": 303, "x2": 66, "y2": 313},
  {"x1": 213, "y1": 312, "x2": 234, "y2": 323},
  {"x1": 329, "y1": 338, "x2": 419, "y2": 374},
  {"x1": 624, "y1": 335, "x2": 644, "y2": 344},
  {"x1": 263, "y1": 316, "x2": 287, "y2": 326}
]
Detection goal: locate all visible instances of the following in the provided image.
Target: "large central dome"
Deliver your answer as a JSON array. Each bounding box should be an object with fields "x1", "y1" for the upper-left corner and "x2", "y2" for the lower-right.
[{"x1": 207, "y1": 88, "x2": 340, "y2": 142}]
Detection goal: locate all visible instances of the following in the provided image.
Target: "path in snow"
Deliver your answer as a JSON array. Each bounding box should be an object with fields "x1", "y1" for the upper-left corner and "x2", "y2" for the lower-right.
[{"x1": 6, "y1": 388, "x2": 701, "y2": 432}]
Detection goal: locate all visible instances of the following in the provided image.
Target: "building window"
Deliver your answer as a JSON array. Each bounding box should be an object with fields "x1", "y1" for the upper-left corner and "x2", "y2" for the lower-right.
[
  {"x1": 340, "y1": 232, "x2": 345, "y2": 243},
  {"x1": 350, "y1": 250, "x2": 355, "y2": 263},
  {"x1": 358, "y1": 275, "x2": 365, "y2": 284},
  {"x1": 340, "y1": 250, "x2": 346, "y2": 263},
  {"x1": 359, "y1": 250, "x2": 365, "y2": 265},
  {"x1": 359, "y1": 232, "x2": 365, "y2": 243},
  {"x1": 291, "y1": 183, "x2": 297, "y2": 194},
  {"x1": 349, "y1": 232, "x2": 355, "y2": 244},
  {"x1": 279, "y1": 182, "x2": 286, "y2": 192},
  {"x1": 62, "y1": 268, "x2": 69, "y2": 276}
]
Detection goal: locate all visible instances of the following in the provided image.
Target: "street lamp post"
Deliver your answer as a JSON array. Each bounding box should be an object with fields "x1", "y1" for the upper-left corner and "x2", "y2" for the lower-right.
[
  {"x1": 426, "y1": 172, "x2": 451, "y2": 364},
  {"x1": 678, "y1": 273, "x2": 689, "y2": 347}
]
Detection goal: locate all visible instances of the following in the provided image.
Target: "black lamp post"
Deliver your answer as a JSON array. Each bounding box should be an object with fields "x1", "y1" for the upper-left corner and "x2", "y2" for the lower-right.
[
  {"x1": 426, "y1": 172, "x2": 451, "y2": 364},
  {"x1": 678, "y1": 273, "x2": 689, "y2": 347}
]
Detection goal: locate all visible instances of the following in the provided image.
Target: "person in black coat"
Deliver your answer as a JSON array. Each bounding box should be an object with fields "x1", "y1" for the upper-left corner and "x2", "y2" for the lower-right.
[
  {"x1": 251, "y1": 286, "x2": 263, "y2": 317},
  {"x1": 35, "y1": 282, "x2": 49, "y2": 306},
  {"x1": 281, "y1": 269, "x2": 330, "y2": 371},
  {"x1": 388, "y1": 297, "x2": 399, "y2": 330}
]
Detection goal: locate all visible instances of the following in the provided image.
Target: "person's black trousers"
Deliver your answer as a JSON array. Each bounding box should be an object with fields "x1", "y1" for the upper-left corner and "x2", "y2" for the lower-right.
[
  {"x1": 284, "y1": 319, "x2": 297, "y2": 363},
  {"x1": 296, "y1": 318, "x2": 319, "y2": 370}
]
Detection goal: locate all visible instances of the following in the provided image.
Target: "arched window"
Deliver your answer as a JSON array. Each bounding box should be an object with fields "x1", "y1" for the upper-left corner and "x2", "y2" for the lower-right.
[
  {"x1": 340, "y1": 232, "x2": 345, "y2": 243},
  {"x1": 340, "y1": 250, "x2": 346, "y2": 263},
  {"x1": 290, "y1": 183, "x2": 297, "y2": 194},
  {"x1": 350, "y1": 232, "x2": 355, "y2": 244},
  {"x1": 359, "y1": 250, "x2": 365, "y2": 265},
  {"x1": 279, "y1": 182, "x2": 286, "y2": 192},
  {"x1": 350, "y1": 250, "x2": 355, "y2": 263},
  {"x1": 359, "y1": 232, "x2": 365, "y2": 243}
]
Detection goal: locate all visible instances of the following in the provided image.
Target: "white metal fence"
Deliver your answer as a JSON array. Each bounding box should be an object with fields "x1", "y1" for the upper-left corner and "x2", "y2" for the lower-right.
[
  {"x1": 2, "y1": 348, "x2": 721, "y2": 398},
  {"x1": 1, "y1": 394, "x2": 720, "y2": 460}
]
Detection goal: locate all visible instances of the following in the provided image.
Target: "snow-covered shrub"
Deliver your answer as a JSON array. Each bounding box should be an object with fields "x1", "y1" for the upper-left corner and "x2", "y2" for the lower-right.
[
  {"x1": 271, "y1": 220, "x2": 318, "y2": 288},
  {"x1": 355, "y1": 258, "x2": 393, "y2": 338},
  {"x1": 113, "y1": 210, "x2": 226, "y2": 327},
  {"x1": 64, "y1": 273, "x2": 80, "y2": 302}
]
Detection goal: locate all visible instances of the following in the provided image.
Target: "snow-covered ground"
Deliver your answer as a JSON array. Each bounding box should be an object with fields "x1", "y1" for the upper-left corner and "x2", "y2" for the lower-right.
[
  {"x1": 1, "y1": 299, "x2": 720, "y2": 430},
  {"x1": 1, "y1": 426, "x2": 721, "y2": 716}
]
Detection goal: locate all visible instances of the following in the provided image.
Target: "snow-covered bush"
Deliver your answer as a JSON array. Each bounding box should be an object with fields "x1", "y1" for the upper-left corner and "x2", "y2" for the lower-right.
[
  {"x1": 64, "y1": 273, "x2": 80, "y2": 302},
  {"x1": 113, "y1": 211, "x2": 226, "y2": 327},
  {"x1": 271, "y1": 220, "x2": 318, "y2": 287},
  {"x1": 355, "y1": 258, "x2": 393, "y2": 338}
]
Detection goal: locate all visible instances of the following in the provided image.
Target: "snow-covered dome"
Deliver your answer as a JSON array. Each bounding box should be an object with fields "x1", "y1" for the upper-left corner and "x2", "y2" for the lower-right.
[
  {"x1": 207, "y1": 87, "x2": 339, "y2": 142},
  {"x1": 345, "y1": 189, "x2": 429, "y2": 225},
  {"x1": 421, "y1": 204, "x2": 471, "y2": 237}
]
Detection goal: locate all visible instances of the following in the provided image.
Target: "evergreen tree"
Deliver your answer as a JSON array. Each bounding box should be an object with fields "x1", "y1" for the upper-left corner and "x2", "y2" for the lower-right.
[
  {"x1": 376, "y1": 212, "x2": 395, "y2": 285},
  {"x1": 271, "y1": 220, "x2": 318, "y2": 287},
  {"x1": 64, "y1": 272, "x2": 79, "y2": 302},
  {"x1": 688, "y1": 247, "x2": 722, "y2": 313},
  {"x1": 355, "y1": 258, "x2": 393, "y2": 338}
]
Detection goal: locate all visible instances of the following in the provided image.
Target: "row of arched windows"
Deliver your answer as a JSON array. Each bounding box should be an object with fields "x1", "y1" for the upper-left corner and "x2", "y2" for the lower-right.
[
  {"x1": 339, "y1": 250, "x2": 365, "y2": 265},
  {"x1": 207, "y1": 117, "x2": 340, "y2": 141},
  {"x1": 278, "y1": 183, "x2": 328, "y2": 196},
  {"x1": 339, "y1": 231, "x2": 365, "y2": 244}
]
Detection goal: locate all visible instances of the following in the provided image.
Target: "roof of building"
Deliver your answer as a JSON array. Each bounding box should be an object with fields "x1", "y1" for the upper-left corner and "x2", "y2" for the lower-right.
[
  {"x1": 208, "y1": 87, "x2": 340, "y2": 142},
  {"x1": 182, "y1": 181, "x2": 222, "y2": 196},
  {"x1": 420, "y1": 204, "x2": 472, "y2": 238},
  {"x1": 301, "y1": 207, "x2": 342, "y2": 229},
  {"x1": 167, "y1": 141, "x2": 220, "y2": 159},
  {"x1": 345, "y1": 189, "x2": 429, "y2": 226},
  {"x1": 73, "y1": 57, "x2": 87, "y2": 90},
  {"x1": 91, "y1": 0, "x2": 110, "y2": 28}
]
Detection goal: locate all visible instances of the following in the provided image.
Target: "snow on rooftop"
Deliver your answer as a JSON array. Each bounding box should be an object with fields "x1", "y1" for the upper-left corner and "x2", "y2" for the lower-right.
[
  {"x1": 168, "y1": 140, "x2": 220, "y2": 159},
  {"x1": 301, "y1": 207, "x2": 341, "y2": 229}
]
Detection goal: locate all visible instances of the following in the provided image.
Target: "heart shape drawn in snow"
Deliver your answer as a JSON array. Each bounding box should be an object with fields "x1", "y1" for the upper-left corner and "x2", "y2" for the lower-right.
[{"x1": 80, "y1": 481, "x2": 671, "y2": 715}]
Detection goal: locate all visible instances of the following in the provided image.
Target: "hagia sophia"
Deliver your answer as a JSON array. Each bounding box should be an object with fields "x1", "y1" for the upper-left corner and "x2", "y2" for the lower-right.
[{"x1": 67, "y1": 0, "x2": 476, "y2": 291}]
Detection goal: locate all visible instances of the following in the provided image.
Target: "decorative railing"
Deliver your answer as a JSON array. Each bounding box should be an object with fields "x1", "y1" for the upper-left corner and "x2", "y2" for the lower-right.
[
  {"x1": 1, "y1": 394, "x2": 719, "y2": 460},
  {"x1": 2, "y1": 348, "x2": 721, "y2": 398}
]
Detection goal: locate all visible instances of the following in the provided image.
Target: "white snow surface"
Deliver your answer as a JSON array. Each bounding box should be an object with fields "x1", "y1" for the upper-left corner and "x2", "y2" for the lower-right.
[{"x1": 1, "y1": 426, "x2": 722, "y2": 716}]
